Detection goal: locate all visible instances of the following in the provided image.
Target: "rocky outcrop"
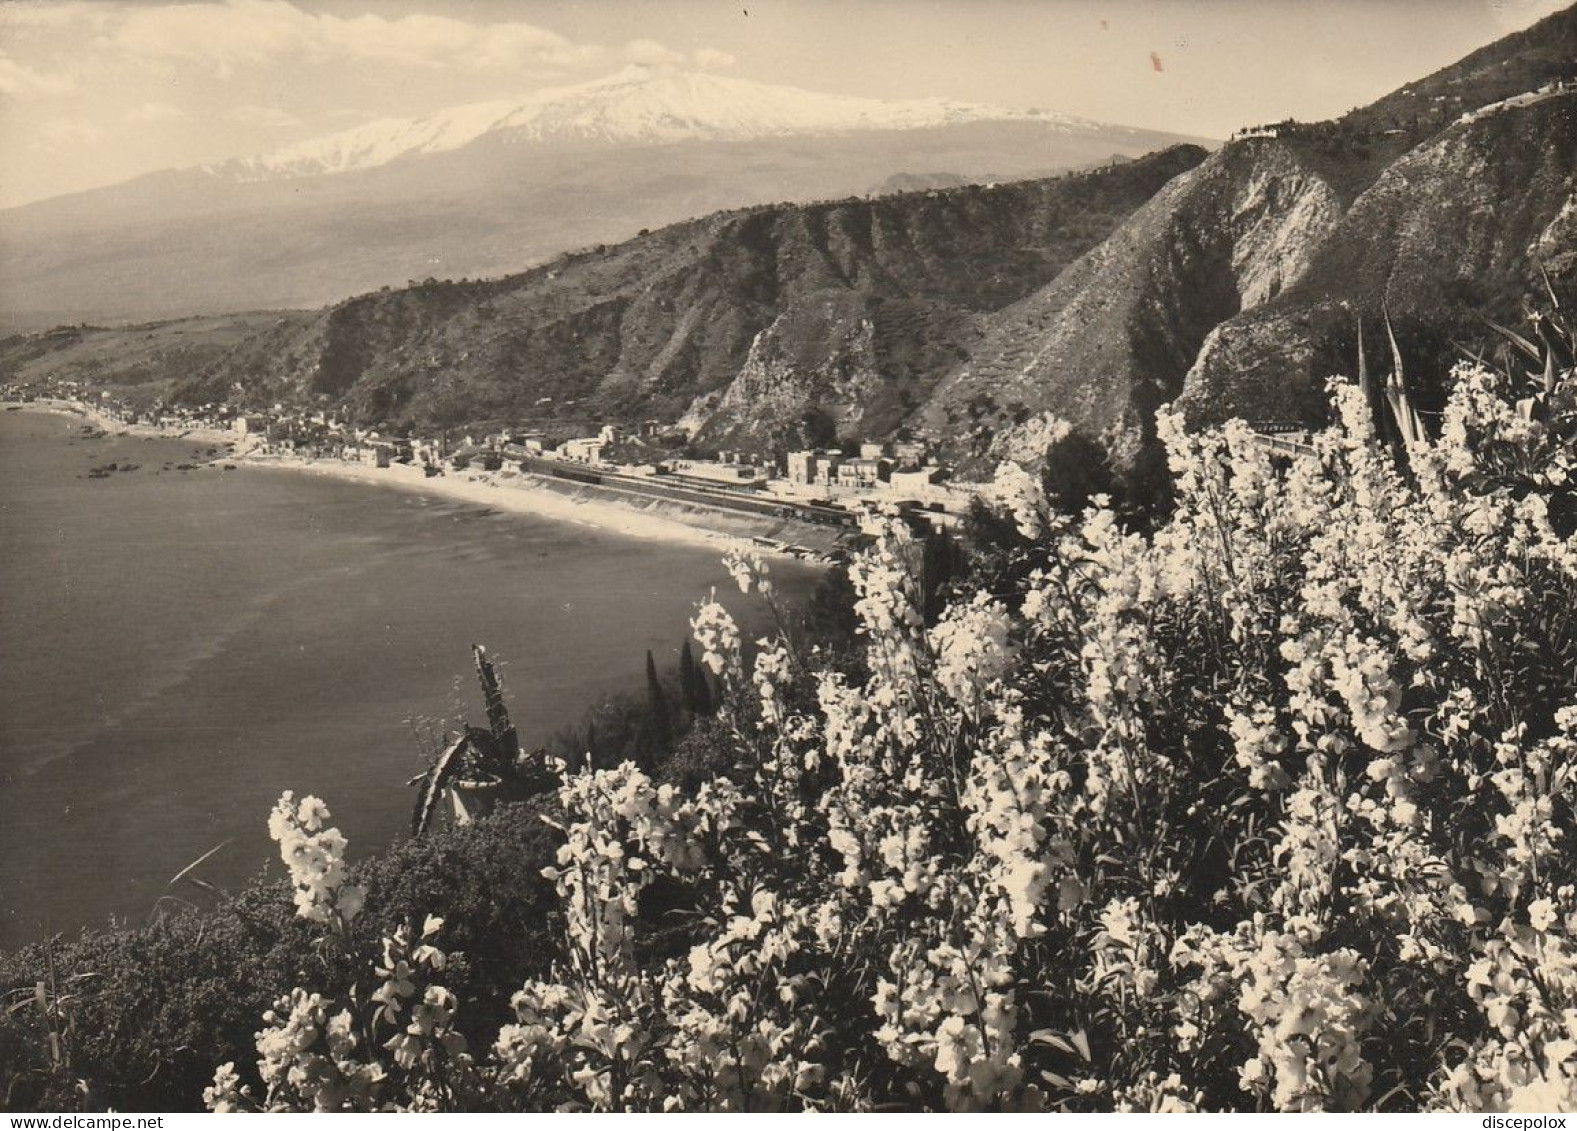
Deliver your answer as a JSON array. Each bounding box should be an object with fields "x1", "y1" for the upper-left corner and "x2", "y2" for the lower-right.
[
  {"x1": 917, "y1": 139, "x2": 1344, "y2": 477},
  {"x1": 1175, "y1": 93, "x2": 1577, "y2": 427},
  {"x1": 695, "y1": 311, "x2": 886, "y2": 450},
  {"x1": 1229, "y1": 157, "x2": 1343, "y2": 307}
]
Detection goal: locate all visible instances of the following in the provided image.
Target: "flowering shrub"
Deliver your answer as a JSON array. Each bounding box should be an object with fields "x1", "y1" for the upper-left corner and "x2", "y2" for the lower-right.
[
  {"x1": 205, "y1": 916, "x2": 475, "y2": 1111},
  {"x1": 223, "y1": 358, "x2": 1577, "y2": 1111},
  {"x1": 267, "y1": 792, "x2": 365, "y2": 929}
]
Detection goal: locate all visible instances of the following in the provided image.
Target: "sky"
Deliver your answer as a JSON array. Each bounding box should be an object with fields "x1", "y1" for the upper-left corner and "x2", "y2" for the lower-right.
[{"x1": 0, "y1": 0, "x2": 1569, "y2": 208}]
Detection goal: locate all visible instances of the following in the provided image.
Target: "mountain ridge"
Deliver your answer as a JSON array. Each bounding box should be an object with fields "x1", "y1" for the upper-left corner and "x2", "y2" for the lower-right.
[
  {"x1": 160, "y1": 146, "x2": 1209, "y2": 439},
  {"x1": 0, "y1": 70, "x2": 1208, "y2": 330},
  {"x1": 207, "y1": 65, "x2": 1098, "y2": 183},
  {"x1": 3, "y1": 5, "x2": 1574, "y2": 489}
]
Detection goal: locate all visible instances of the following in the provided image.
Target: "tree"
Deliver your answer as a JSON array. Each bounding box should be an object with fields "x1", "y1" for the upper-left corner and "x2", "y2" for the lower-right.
[
  {"x1": 801, "y1": 564, "x2": 861, "y2": 660},
  {"x1": 799, "y1": 406, "x2": 838, "y2": 449},
  {"x1": 920, "y1": 528, "x2": 966, "y2": 626},
  {"x1": 639, "y1": 649, "x2": 673, "y2": 762},
  {"x1": 1040, "y1": 429, "x2": 1115, "y2": 514},
  {"x1": 678, "y1": 639, "x2": 713, "y2": 717}
]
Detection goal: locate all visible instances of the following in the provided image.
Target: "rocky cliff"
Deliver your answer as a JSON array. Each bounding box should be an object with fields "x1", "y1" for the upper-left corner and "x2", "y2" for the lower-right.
[
  {"x1": 1175, "y1": 92, "x2": 1577, "y2": 429},
  {"x1": 3, "y1": 5, "x2": 1574, "y2": 486},
  {"x1": 918, "y1": 139, "x2": 1348, "y2": 476},
  {"x1": 48, "y1": 146, "x2": 1204, "y2": 441}
]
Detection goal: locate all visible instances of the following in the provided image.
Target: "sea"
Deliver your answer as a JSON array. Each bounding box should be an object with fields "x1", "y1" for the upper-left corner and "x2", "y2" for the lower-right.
[{"x1": 0, "y1": 410, "x2": 816, "y2": 951}]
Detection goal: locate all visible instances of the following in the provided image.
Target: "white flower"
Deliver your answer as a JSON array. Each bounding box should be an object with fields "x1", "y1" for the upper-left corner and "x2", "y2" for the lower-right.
[
  {"x1": 691, "y1": 592, "x2": 742, "y2": 680},
  {"x1": 1529, "y1": 898, "x2": 1559, "y2": 933},
  {"x1": 991, "y1": 460, "x2": 1047, "y2": 539},
  {"x1": 928, "y1": 592, "x2": 1015, "y2": 709},
  {"x1": 267, "y1": 792, "x2": 363, "y2": 927}
]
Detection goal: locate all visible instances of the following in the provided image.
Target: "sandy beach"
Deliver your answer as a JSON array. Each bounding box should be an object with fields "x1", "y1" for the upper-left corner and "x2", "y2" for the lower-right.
[
  {"x1": 248, "y1": 453, "x2": 801, "y2": 556},
  {"x1": 13, "y1": 398, "x2": 248, "y2": 453},
  {"x1": 12, "y1": 399, "x2": 831, "y2": 561}
]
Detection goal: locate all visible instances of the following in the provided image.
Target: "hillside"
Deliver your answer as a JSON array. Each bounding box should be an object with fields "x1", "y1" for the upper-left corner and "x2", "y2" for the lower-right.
[
  {"x1": 922, "y1": 88, "x2": 1575, "y2": 478},
  {"x1": 907, "y1": 4, "x2": 1577, "y2": 478},
  {"x1": 1, "y1": 147, "x2": 1205, "y2": 442},
  {"x1": 1339, "y1": 2, "x2": 1577, "y2": 137},
  {"x1": 3, "y1": 6, "x2": 1574, "y2": 485},
  {"x1": 0, "y1": 313, "x2": 313, "y2": 400},
  {"x1": 917, "y1": 138, "x2": 1346, "y2": 478},
  {"x1": 1175, "y1": 92, "x2": 1577, "y2": 429},
  {"x1": 0, "y1": 67, "x2": 1207, "y2": 331}
]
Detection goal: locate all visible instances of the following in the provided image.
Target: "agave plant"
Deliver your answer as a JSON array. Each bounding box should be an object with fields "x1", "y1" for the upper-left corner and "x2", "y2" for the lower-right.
[
  {"x1": 1355, "y1": 309, "x2": 1429, "y2": 457},
  {"x1": 1359, "y1": 285, "x2": 1576, "y2": 481},
  {"x1": 1482, "y1": 276, "x2": 1576, "y2": 419},
  {"x1": 408, "y1": 645, "x2": 555, "y2": 838}
]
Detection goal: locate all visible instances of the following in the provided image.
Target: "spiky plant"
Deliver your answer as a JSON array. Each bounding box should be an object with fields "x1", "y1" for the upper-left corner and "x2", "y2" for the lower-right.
[
  {"x1": 1481, "y1": 281, "x2": 1575, "y2": 417},
  {"x1": 409, "y1": 646, "x2": 554, "y2": 838}
]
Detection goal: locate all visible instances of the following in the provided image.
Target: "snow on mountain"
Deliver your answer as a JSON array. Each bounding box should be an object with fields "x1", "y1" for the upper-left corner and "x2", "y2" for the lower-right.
[{"x1": 212, "y1": 66, "x2": 1092, "y2": 181}]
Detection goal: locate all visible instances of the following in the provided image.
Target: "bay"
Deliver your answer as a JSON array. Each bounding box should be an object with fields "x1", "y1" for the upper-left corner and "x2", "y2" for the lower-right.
[{"x1": 0, "y1": 410, "x2": 814, "y2": 950}]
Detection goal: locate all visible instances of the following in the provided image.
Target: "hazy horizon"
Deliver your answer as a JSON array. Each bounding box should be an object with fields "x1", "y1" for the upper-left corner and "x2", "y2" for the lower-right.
[{"x1": 0, "y1": 0, "x2": 1570, "y2": 210}]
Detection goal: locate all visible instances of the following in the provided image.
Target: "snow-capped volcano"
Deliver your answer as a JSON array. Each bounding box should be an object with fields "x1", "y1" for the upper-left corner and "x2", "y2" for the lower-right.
[
  {"x1": 213, "y1": 66, "x2": 1089, "y2": 181},
  {"x1": 10, "y1": 61, "x2": 1211, "y2": 327}
]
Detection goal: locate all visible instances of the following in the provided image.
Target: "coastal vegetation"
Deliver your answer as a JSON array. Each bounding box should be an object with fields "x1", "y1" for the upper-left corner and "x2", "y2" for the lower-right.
[
  {"x1": 3, "y1": 320, "x2": 1573, "y2": 1110},
  {"x1": 1, "y1": 8, "x2": 1574, "y2": 1115}
]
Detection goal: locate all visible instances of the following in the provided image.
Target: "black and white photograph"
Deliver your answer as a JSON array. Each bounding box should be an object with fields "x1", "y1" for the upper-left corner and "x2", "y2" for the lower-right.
[{"x1": 0, "y1": 0, "x2": 1574, "y2": 1114}]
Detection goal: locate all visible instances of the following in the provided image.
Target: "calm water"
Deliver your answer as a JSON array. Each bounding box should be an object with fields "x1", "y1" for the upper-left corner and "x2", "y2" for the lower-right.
[{"x1": 0, "y1": 411, "x2": 813, "y2": 950}]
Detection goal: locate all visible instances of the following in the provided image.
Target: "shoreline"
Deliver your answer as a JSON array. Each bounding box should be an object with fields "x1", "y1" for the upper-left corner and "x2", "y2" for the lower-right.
[{"x1": 8, "y1": 399, "x2": 833, "y2": 563}]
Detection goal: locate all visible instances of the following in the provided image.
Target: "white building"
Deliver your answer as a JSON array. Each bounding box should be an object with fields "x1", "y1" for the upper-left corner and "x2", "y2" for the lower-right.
[
  {"x1": 560, "y1": 437, "x2": 605, "y2": 463},
  {"x1": 836, "y1": 457, "x2": 890, "y2": 488},
  {"x1": 787, "y1": 449, "x2": 847, "y2": 486},
  {"x1": 888, "y1": 466, "x2": 943, "y2": 493}
]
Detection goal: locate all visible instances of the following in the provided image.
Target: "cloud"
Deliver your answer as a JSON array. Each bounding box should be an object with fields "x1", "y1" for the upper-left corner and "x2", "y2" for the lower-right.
[
  {"x1": 620, "y1": 39, "x2": 730, "y2": 71},
  {"x1": 0, "y1": 54, "x2": 74, "y2": 98},
  {"x1": 32, "y1": 117, "x2": 105, "y2": 149},
  {"x1": 226, "y1": 103, "x2": 302, "y2": 128},
  {"x1": 8, "y1": 0, "x2": 604, "y2": 76},
  {"x1": 691, "y1": 47, "x2": 737, "y2": 71},
  {"x1": 126, "y1": 101, "x2": 187, "y2": 123},
  {"x1": 622, "y1": 39, "x2": 686, "y2": 68}
]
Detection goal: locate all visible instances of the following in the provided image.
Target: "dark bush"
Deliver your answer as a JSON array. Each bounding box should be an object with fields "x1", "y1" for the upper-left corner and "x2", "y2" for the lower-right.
[{"x1": 0, "y1": 804, "x2": 561, "y2": 1112}]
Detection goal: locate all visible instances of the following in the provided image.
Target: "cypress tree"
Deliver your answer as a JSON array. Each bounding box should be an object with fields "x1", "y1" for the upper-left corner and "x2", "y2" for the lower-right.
[
  {"x1": 921, "y1": 528, "x2": 964, "y2": 626},
  {"x1": 678, "y1": 639, "x2": 713, "y2": 716},
  {"x1": 645, "y1": 649, "x2": 673, "y2": 751}
]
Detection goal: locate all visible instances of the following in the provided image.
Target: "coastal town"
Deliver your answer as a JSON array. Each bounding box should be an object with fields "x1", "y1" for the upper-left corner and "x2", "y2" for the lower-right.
[{"x1": 2, "y1": 379, "x2": 981, "y2": 558}]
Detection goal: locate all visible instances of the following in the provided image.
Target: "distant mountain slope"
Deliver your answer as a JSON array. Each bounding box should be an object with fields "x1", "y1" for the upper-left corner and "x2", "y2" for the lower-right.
[
  {"x1": 872, "y1": 172, "x2": 974, "y2": 195},
  {"x1": 4, "y1": 7, "x2": 1573, "y2": 487},
  {"x1": 0, "y1": 68, "x2": 1208, "y2": 330},
  {"x1": 0, "y1": 150, "x2": 1206, "y2": 436},
  {"x1": 212, "y1": 66, "x2": 1087, "y2": 181},
  {"x1": 0, "y1": 313, "x2": 311, "y2": 394}
]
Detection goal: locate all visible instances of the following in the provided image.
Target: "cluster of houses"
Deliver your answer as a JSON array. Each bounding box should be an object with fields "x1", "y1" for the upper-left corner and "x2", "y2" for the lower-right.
[
  {"x1": 784, "y1": 439, "x2": 939, "y2": 493},
  {"x1": 6, "y1": 379, "x2": 973, "y2": 531},
  {"x1": 300, "y1": 416, "x2": 972, "y2": 530}
]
